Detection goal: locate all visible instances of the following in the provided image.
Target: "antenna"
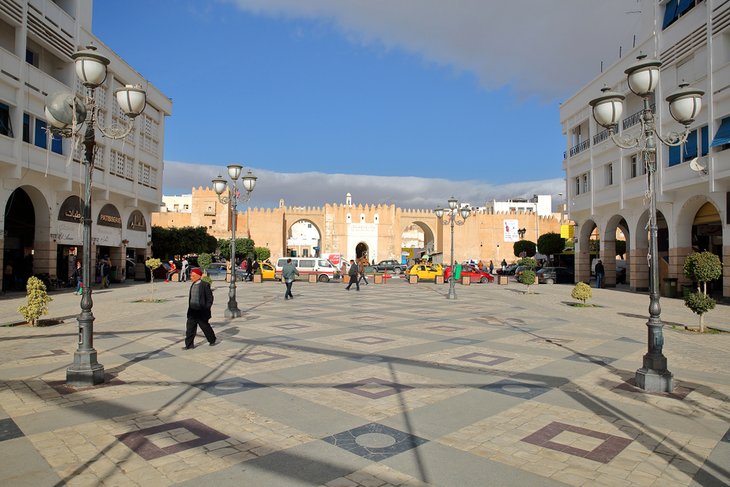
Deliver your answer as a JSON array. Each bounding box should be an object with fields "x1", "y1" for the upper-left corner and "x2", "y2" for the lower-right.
[{"x1": 688, "y1": 158, "x2": 707, "y2": 175}]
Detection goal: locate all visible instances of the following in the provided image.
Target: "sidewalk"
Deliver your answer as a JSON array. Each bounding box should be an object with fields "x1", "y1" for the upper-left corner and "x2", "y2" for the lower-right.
[{"x1": 0, "y1": 279, "x2": 728, "y2": 486}]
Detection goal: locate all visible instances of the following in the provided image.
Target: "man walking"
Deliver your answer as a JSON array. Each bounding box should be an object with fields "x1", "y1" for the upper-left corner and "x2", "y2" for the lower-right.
[
  {"x1": 358, "y1": 256, "x2": 369, "y2": 285},
  {"x1": 282, "y1": 258, "x2": 299, "y2": 300},
  {"x1": 345, "y1": 259, "x2": 360, "y2": 291},
  {"x1": 595, "y1": 259, "x2": 605, "y2": 289},
  {"x1": 183, "y1": 268, "x2": 216, "y2": 350},
  {"x1": 180, "y1": 257, "x2": 189, "y2": 282}
]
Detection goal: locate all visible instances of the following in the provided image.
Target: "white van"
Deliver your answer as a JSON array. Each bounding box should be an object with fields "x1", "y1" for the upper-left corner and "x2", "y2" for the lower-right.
[{"x1": 275, "y1": 257, "x2": 341, "y2": 282}]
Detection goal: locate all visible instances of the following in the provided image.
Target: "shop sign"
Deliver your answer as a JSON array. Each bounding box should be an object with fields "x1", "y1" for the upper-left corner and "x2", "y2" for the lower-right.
[
  {"x1": 98, "y1": 204, "x2": 122, "y2": 228},
  {"x1": 58, "y1": 196, "x2": 83, "y2": 223},
  {"x1": 127, "y1": 210, "x2": 147, "y2": 231}
]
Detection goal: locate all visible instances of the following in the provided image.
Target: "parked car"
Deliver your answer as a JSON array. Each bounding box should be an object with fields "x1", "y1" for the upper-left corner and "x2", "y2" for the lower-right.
[
  {"x1": 408, "y1": 264, "x2": 443, "y2": 282},
  {"x1": 536, "y1": 267, "x2": 574, "y2": 284},
  {"x1": 373, "y1": 260, "x2": 405, "y2": 274},
  {"x1": 205, "y1": 262, "x2": 228, "y2": 281},
  {"x1": 498, "y1": 263, "x2": 519, "y2": 275},
  {"x1": 443, "y1": 265, "x2": 494, "y2": 283},
  {"x1": 274, "y1": 257, "x2": 340, "y2": 282}
]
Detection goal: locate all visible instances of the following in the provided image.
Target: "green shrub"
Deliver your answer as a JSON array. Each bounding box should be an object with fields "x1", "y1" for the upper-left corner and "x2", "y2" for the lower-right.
[
  {"x1": 517, "y1": 257, "x2": 538, "y2": 269},
  {"x1": 683, "y1": 251, "x2": 722, "y2": 332},
  {"x1": 18, "y1": 276, "x2": 53, "y2": 326},
  {"x1": 201, "y1": 275, "x2": 212, "y2": 285},
  {"x1": 145, "y1": 258, "x2": 161, "y2": 296},
  {"x1": 571, "y1": 282, "x2": 592, "y2": 304},
  {"x1": 519, "y1": 269, "x2": 536, "y2": 293},
  {"x1": 198, "y1": 253, "x2": 212, "y2": 273},
  {"x1": 255, "y1": 247, "x2": 271, "y2": 262}
]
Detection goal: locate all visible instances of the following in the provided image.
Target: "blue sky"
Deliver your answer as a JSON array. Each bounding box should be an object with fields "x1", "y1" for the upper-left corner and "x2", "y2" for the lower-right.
[{"x1": 92, "y1": 0, "x2": 642, "y2": 208}]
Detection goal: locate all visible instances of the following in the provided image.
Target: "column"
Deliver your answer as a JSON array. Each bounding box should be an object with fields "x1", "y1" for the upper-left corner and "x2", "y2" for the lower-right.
[
  {"x1": 630, "y1": 247, "x2": 649, "y2": 291},
  {"x1": 600, "y1": 239, "x2": 616, "y2": 287}
]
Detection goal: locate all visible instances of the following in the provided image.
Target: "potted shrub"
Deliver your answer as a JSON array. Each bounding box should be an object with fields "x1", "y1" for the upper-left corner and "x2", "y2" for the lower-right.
[
  {"x1": 683, "y1": 251, "x2": 722, "y2": 332},
  {"x1": 518, "y1": 269, "x2": 536, "y2": 293},
  {"x1": 571, "y1": 282, "x2": 592, "y2": 306},
  {"x1": 145, "y1": 258, "x2": 161, "y2": 296},
  {"x1": 18, "y1": 276, "x2": 53, "y2": 326}
]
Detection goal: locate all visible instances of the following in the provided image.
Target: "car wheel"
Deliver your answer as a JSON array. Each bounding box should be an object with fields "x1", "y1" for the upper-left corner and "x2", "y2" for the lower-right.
[
  {"x1": 480, "y1": 277, "x2": 488, "y2": 283},
  {"x1": 318, "y1": 274, "x2": 329, "y2": 283},
  {"x1": 546, "y1": 278, "x2": 554, "y2": 285},
  {"x1": 394, "y1": 267, "x2": 402, "y2": 274}
]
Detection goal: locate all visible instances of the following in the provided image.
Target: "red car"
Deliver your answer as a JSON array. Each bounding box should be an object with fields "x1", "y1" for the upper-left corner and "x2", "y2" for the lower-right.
[{"x1": 443, "y1": 265, "x2": 494, "y2": 283}]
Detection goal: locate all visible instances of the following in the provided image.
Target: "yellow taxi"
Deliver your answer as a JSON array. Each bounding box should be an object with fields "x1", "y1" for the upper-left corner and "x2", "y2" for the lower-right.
[
  {"x1": 260, "y1": 262, "x2": 275, "y2": 280},
  {"x1": 408, "y1": 263, "x2": 443, "y2": 282}
]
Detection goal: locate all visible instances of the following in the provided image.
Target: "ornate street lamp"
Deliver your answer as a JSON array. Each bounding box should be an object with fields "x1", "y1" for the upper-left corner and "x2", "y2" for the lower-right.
[
  {"x1": 589, "y1": 53, "x2": 703, "y2": 392},
  {"x1": 434, "y1": 197, "x2": 471, "y2": 299},
  {"x1": 45, "y1": 45, "x2": 146, "y2": 387},
  {"x1": 212, "y1": 166, "x2": 257, "y2": 318}
]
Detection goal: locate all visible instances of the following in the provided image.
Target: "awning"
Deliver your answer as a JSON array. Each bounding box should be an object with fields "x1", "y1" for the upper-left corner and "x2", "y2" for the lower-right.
[{"x1": 710, "y1": 117, "x2": 730, "y2": 147}]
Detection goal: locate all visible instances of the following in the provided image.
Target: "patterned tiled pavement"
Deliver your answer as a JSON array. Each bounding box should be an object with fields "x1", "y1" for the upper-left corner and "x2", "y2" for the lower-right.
[{"x1": 0, "y1": 278, "x2": 728, "y2": 486}]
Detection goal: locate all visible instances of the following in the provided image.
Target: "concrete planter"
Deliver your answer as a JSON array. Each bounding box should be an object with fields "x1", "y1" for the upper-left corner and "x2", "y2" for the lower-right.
[
  {"x1": 374, "y1": 275, "x2": 384, "y2": 284},
  {"x1": 253, "y1": 274, "x2": 262, "y2": 283},
  {"x1": 409, "y1": 275, "x2": 418, "y2": 284},
  {"x1": 462, "y1": 276, "x2": 471, "y2": 285},
  {"x1": 435, "y1": 276, "x2": 444, "y2": 285},
  {"x1": 343, "y1": 275, "x2": 351, "y2": 284},
  {"x1": 308, "y1": 274, "x2": 317, "y2": 283},
  {"x1": 498, "y1": 275, "x2": 509, "y2": 285}
]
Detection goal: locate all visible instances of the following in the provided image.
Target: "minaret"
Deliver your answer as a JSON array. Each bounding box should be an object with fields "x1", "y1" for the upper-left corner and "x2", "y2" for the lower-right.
[{"x1": 346, "y1": 193, "x2": 352, "y2": 207}]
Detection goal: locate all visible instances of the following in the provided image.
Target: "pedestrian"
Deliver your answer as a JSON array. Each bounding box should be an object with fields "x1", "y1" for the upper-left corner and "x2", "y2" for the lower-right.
[
  {"x1": 489, "y1": 260, "x2": 494, "y2": 275},
  {"x1": 501, "y1": 259, "x2": 507, "y2": 272},
  {"x1": 100, "y1": 256, "x2": 111, "y2": 288},
  {"x1": 73, "y1": 260, "x2": 83, "y2": 295},
  {"x1": 240, "y1": 259, "x2": 248, "y2": 281},
  {"x1": 166, "y1": 260, "x2": 177, "y2": 282},
  {"x1": 282, "y1": 258, "x2": 299, "y2": 300},
  {"x1": 595, "y1": 259, "x2": 605, "y2": 288},
  {"x1": 183, "y1": 268, "x2": 216, "y2": 350},
  {"x1": 340, "y1": 261, "x2": 347, "y2": 279},
  {"x1": 358, "y1": 256, "x2": 369, "y2": 285},
  {"x1": 180, "y1": 257, "x2": 189, "y2": 282},
  {"x1": 345, "y1": 259, "x2": 360, "y2": 291},
  {"x1": 246, "y1": 257, "x2": 253, "y2": 281}
]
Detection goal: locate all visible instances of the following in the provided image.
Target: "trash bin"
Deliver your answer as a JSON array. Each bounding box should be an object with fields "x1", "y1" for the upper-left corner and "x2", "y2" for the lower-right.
[{"x1": 662, "y1": 278, "x2": 678, "y2": 298}]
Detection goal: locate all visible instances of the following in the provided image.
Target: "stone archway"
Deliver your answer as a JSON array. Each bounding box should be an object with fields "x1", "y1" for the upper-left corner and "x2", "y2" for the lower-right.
[
  {"x1": 576, "y1": 219, "x2": 599, "y2": 284},
  {"x1": 633, "y1": 210, "x2": 669, "y2": 292},
  {"x1": 400, "y1": 220, "x2": 436, "y2": 262},
  {"x1": 603, "y1": 215, "x2": 630, "y2": 287},
  {"x1": 287, "y1": 219, "x2": 322, "y2": 258},
  {"x1": 355, "y1": 242, "x2": 369, "y2": 261}
]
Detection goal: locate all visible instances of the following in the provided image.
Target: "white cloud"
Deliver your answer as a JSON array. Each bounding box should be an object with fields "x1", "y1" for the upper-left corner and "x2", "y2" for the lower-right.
[
  {"x1": 164, "y1": 160, "x2": 564, "y2": 210},
  {"x1": 227, "y1": 0, "x2": 645, "y2": 99}
]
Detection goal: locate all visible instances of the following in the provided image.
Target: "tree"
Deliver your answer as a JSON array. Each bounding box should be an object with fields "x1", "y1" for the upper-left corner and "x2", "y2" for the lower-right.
[
  {"x1": 151, "y1": 226, "x2": 217, "y2": 259},
  {"x1": 571, "y1": 282, "x2": 592, "y2": 304},
  {"x1": 519, "y1": 269, "x2": 536, "y2": 294},
  {"x1": 198, "y1": 253, "x2": 212, "y2": 274},
  {"x1": 513, "y1": 240, "x2": 536, "y2": 258},
  {"x1": 255, "y1": 246, "x2": 271, "y2": 262},
  {"x1": 683, "y1": 251, "x2": 722, "y2": 332},
  {"x1": 145, "y1": 258, "x2": 161, "y2": 297},
  {"x1": 537, "y1": 233, "x2": 565, "y2": 262},
  {"x1": 18, "y1": 276, "x2": 52, "y2": 326},
  {"x1": 218, "y1": 238, "x2": 256, "y2": 260}
]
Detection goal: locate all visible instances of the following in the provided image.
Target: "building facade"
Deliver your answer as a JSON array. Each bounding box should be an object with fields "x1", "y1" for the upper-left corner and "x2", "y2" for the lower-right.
[
  {"x1": 560, "y1": 0, "x2": 729, "y2": 297},
  {"x1": 0, "y1": 0, "x2": 172, "y2": 288},
  {"x1": 152, "y1": 188, "x2": 562, "y2": 266}
]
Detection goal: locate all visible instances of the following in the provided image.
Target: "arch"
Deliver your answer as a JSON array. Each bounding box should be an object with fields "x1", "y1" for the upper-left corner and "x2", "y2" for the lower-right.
[
  {"x1": 287, "y1": 218, "x2": 322, "y2": 258},
  {"x1": 59, "y1": 195, "x2": 83, "y2": 223},
  {"x1": 633, "y1": 209, "x2": 669, "y2": 291},
  {"x1": 3, "y1": 186, "x2": 51, "y2": 288},
  {"x1": 400, "y1": 220, "x2": 436, "y2": 255},
  {"x1": 127, "y1": 210, "x2": 147, "y2": 232},
  {"x1": 97, "y1": 203, "x2": 122, "y2": 228},
  {"x1": 674, "y1": 194, "x2": 723, "y2": 248},
  {"x1": 355, "y1": 242, "x2": 369, "y2": 260},
  {"x1": 603, "y1": 214, "x2": 631, "y2": 286},
  {"x1": 575, "y1": 218, "x2": 599, "y2": 284}
]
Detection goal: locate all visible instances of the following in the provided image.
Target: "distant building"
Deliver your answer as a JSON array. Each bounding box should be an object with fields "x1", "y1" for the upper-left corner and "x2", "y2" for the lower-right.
[
  {"x1": 482, "y1": 195, "x2": 553, "y2": 216},
  {"x1": 0, "y1": 1, "x2": 172, "y2": 287},
  {"x1": 161, "y1": 195, "x2": 193, "y2": 213}
]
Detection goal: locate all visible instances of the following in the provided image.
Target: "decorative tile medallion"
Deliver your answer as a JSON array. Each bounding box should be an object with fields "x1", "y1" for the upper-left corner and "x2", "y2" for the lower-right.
[
  {"x1": 233, "y1": 351, "x2": 288, "y2": 363},
  {"x1": 521, "y1": 421, "x2": 632, "y2": 463},
  {"x1": 565, "y1": 353, "x2": 617, "y2": 366},
  {"x1": 323, "y1": 423, "x2": 428, "y2": 461},
  {"x1": 121, "y1": 351, "x2": 174, "y2": 362},
  {"x1": 442, "y1": 337, "x2": 483, "y2": 346},
  {"x1": 346, "y1": 336, "x2": 395, "y2": 345},
  {"x1": 453, "y1": 352, "x2": 512, "y2": 367},
  {"x1": 0, "y1": 418, "x2": 24, "y2": 442},
  {"x1": 193, "y1": 377, "x2": 266, "y2": 396},
  {"x1": 117, "y1": 418, "x2": 228, "y2": 460},
  {"x1": 427, "y1": 325, "x2": 465, "y2": 332},
  {"x1": 335, "y1": 377, "x2": 414, "y2": 399},
  {"x1": 480, "y1": 379, "x2": 550, "y2": 400},
  {"x1": 273, "y1": 323, "x2": 310, "y2": 331}
]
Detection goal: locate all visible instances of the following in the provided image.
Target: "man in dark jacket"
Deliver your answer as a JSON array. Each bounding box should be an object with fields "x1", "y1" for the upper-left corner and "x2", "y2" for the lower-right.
[
  {"x1": 184, "y1": 268, "x2": 216, "y2": 349},
  {"x1": 345, "y1": 259, "x2": 360, "y2": 291}
]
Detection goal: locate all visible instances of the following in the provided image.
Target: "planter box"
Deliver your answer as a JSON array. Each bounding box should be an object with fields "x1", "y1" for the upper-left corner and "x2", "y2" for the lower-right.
[
  {"x1": 308, "y1": 274, "x2": 317, "y2": 283},
  {"x1": 462, "y1": 276, "x2": 470, "y2": 285},
  {"x1": 374, "y1": 275, "x2": 384, "y2": 284},
  {"x1": 253, "y1": 274, "x2": 262, "y2": 283},
  {"x1": 409, "y1": 275, "x2": 418, "y2": 284},
  {"x1": 343, "y1": 275, "x2": 351, "y2": 284},
  {"x1": 498, "y1": 275, "x2": 509, "y2": 285},
  {"x1": 435, "y1": 276, "x2": 444, "y2": 285}
]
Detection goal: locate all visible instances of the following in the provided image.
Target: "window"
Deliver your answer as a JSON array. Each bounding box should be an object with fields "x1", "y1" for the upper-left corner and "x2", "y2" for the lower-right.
[
  {"x1": 582, "y1": 173, "x2": 590, "y2": 193},
  {"x1": 606, "y1": 163, "x2": 614, "y2": 186},
  {"x1": 25, "y1": 49, "x2": 38, "y2": 67},
  {"x1": 663, "y1": 0, "x2": 701, "y2": 30},
  {"x1": 629, "y1": 155, "x2": 641, "y2": 178},
  {"x1": 0, "y1": 103, "x2": 12, "y2": 137},
  {"x1": 23, "y1": 113, "x2": 30, "y2": 142},
  {"x1": 669, "y1": 127, "x2": 707, "y2": 166},
  {"x1": 575, "y1": 177, "x2": 581, "y2": 195},
  {"x1": 360, "y1": 214, "x2": 366, "y2": 223},
  {"x1": 34, "y1": 120, "x2": 47, "y2": 149},
  {"x1": 710, "y1": 116, "x2": 730, "y2": 150},
  {"x1": 302, "y1": 249, "x2": 309, "y2": 257},
  {"x1": 346, "y1": 213, "x2": 352, "y2": 223}
]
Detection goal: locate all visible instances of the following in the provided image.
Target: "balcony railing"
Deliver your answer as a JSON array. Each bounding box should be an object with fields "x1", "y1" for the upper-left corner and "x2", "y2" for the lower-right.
[
  {"x1": 569, "y1": 139, "x2": 590, "y2": 157},
  {"x1": 622, "y1": 104, "x2": 655, "y2": 130},
  {"x1": 593, "y1": 129, "x2": 609, "y2": 145}
]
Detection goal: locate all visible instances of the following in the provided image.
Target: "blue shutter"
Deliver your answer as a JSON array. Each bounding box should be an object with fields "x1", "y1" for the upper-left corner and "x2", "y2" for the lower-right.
[
  {"x1": 663, "y1": 0, "x2": 679, "y2": 28},
  {"x1": 23, "y1": 113, "x2": 30, "y2": 142},
  {"x1": 701, "y1": 126, "x2": 709, "y2": 156},
  {"x1": 51, "y1": 134, "x2": 63, "y2": 154},
  {"x1": 684, "y1": 130, "x2": 697, "y2": 159},
  {"x1": 668, "y1": 145, "x2": 681, "y2": 167},
  {"x1": 677, "y1": 0, "x2": 694, "y2": 16},
  {"x1": 34, "y1": 120, "x2": 47, "y2": 148},
  {"x1": 710, "y1": 117, "x2": 730, "y2": 147}
]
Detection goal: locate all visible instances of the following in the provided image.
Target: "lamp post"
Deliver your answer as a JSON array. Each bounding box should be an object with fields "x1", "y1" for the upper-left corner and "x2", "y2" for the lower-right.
[
  {"x1": 434, "y1": 197, "x2": 471, "y2": 299},
  {"x1": 44, "y1": 45, "x2": 146, "y2": 387},
  {"x1": 212, "y1": 166, "x2": 257, "y2": 318},
  {"x1": 589, "y1": 53, "x2": 703, "y2": 392}
]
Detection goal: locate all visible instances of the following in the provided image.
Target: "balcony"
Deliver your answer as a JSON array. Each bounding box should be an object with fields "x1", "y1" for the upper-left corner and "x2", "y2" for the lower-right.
[
  {"x1": 622, "y1": 104, "x2": 655, "y2": 131},
  {"x1": 569, "y1": 140, "x2": 590, "y2": 157},
  {"x1": 593, "y1": 129, "x2": 610, "y2": 145}
]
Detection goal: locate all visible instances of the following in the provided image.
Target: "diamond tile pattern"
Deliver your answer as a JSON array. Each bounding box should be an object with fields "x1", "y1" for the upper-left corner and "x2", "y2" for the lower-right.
[
  {"x1": 117, "y1": 419, "x2": 228, "y2": 460},
  {"x1": 323, "y1": 423, "x2": 428, "y2": 461},
  {"x1": 521, "y1": 421, "x2": 632, "y2": 463},
  {"x1": 335, "y1": 377, "x2": 414, "y2": 399}
]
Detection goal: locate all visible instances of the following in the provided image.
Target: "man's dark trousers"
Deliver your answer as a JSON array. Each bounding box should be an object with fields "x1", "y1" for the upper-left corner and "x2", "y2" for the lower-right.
[
  {"x1": 285, "y1": 281, "x2": 294, "y2": 299},
  {"x1": 185, "y1": 316, "x2": 216, "y2": 349}
]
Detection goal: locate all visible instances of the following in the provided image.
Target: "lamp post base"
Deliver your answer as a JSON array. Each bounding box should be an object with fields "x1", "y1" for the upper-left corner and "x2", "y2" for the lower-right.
[
  {"x1": 224, "y1": 307, "x2": 242, "y2": 319},
  {"x1": 67, "y1": 352, "x2": 105, "y2": 387},
  {"x1": 635, "y1": 367, "x2": 673, "y2": 393}
]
